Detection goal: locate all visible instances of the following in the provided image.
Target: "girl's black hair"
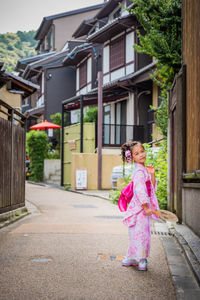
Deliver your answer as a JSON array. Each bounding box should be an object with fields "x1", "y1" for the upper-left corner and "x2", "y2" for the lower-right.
[{"x1": 121, "y1": 141, "x2": 144, "y2": 163}]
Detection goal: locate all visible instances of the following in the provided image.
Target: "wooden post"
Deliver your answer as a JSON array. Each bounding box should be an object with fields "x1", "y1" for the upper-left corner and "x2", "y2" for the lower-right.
[
  {"x1": 80, "y1": 95, "x2": 84, "y2": 153},
  {"x1": 98, "y1": 71, "x2": 103, "y2": 190},
  {"x1": 10, "y1": 109, "x2": 14, "y2": 211}
]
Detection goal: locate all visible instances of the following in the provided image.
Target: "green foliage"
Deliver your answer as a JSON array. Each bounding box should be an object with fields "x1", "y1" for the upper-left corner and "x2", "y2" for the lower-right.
[
  {"x1": 0, "y1": 30, "x2": 37, "y2": 72},
  {"x1": 144, "y1": 141, "x2": 168, "y2": 209},
  {"x1": 83, "y1": 106, "x2": 98, "y2": 123},
  {"x1": 50, "y1": 112, "x2": 61, "y2": 156},
  {"x1": 129, "y1": 0, "x2": 182, "y2": 136},
  {"x1": 109, "y1": 141, "x2": 168, "y2": 210},
  {"x1": 50, "y1": 112, "x2": 61, "y2": 126},
  {"x1": 109, "y1": 173, "x2": 132, "y2": 205},
  {"x1": 26, "y1": 131, "x2": 48, "y2": 182}
]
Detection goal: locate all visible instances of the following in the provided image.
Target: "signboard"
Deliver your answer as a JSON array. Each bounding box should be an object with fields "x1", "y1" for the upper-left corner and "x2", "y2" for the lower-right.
[{"x1": 76, "y1": 169, "x2": 87, "y2": 190}]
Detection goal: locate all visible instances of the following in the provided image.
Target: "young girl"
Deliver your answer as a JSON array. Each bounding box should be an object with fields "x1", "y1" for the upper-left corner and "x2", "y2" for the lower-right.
[{"x1": 121, "y1": 141, "x2": 160, "y2": 271}]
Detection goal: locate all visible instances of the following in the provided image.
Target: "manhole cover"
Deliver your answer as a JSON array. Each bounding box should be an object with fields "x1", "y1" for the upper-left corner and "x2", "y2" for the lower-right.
[
  {"x1": 95, "y1": 216, "x2": 123, "y2": 219},
  {"x1": 31, "y1": 257, "x2": 52, "y2": 263},
  {"x1": 73, "y1": 205, "x2": 97, "y2": 208}
]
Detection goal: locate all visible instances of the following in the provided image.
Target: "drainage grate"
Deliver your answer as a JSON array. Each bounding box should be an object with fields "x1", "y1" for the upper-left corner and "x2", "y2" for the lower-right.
[
  {"x1": 95, "y1": 216, "x2": 123, "y2": 219},
  {"x1": 151, "y1": 230, "x2": 171, "y2": 236},
  {"x1": 73, "y1": 205, "x2": 97, "y2": 208}
]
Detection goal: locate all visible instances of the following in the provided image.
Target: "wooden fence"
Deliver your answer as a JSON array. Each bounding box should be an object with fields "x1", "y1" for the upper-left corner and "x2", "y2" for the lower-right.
[{"x1": 0, "y1": 99, "x2": 26, "y2": 214}]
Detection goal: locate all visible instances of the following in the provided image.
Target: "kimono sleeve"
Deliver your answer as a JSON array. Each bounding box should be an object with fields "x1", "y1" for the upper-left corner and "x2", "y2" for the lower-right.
[{"x1": 133, "y1": 170, "x2": 150, "y2": 206}]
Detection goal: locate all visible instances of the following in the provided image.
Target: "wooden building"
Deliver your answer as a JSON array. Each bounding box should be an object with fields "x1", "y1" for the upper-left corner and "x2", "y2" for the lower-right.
[{"x1": 168, "y1": 0, "x2": 200, "y2": 237}]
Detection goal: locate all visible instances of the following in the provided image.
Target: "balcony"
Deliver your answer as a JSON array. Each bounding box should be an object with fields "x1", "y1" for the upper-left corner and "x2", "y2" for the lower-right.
[{"x1": 102, "y1": 124, "x2": 144, "y2": 147}]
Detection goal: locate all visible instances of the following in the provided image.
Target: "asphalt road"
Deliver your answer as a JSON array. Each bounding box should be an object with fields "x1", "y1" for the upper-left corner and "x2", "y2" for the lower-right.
[{"x1": 0, "y1": 183, "x2": 177, "y2": 300}]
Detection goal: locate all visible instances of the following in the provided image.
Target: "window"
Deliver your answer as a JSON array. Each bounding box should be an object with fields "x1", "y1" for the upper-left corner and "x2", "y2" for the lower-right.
[
  {"x1": 110, "y1": 36, "x2": 125, "y2": 71},
  {"x1": 103, "y1": 105, "x2": 111, "y2": 145},
  {"x1": 79, "y1": 60, "x2": 87, "y2": 89},
  {"x1": 115, "y1": 100, "x2": 127, "y2": 144}
]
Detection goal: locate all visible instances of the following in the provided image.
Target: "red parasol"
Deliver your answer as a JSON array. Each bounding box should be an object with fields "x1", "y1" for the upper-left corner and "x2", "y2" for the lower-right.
[{"x1": 30, "y1": 120, "x2": 61, "y2": 130}]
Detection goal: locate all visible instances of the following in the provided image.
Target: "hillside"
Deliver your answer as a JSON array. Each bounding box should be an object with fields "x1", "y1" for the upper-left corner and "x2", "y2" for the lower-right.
[{"x1": 0, "y1": 30, "x2": 37, "y2": 72}]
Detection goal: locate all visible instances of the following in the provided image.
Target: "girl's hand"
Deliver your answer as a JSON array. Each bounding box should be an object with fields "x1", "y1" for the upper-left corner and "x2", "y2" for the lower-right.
[
  {"x1": 146, "y1": 165, "x2": 156, "y2": 188},
  {"x1": 146, "y1": 165, "x2": 155, "y2": 175},
  {"x1": 144, "y1": 208, "x2": 153, "y2": 216}
]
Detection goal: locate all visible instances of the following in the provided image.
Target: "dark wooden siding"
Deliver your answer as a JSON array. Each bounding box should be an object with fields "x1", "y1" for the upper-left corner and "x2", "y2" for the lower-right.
[
  {"x1": 0, "y1": 100, "x2": 26, "y2": 214},
  {"x1": 110, "y1": 35, "x2": 125, "y2": 71},
  {"x1": 79, "y1": 60, "x2": 87, "y2": 89},
  {"x1": 0, "y1": 118, "x2": 11, "y2": 211},
  {"x1": 183, "y1": 0, "x2": 200, "y2": 172}
]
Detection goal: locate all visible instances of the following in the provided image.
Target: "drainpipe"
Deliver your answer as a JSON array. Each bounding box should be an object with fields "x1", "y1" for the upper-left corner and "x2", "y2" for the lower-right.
[{"x1": 97, "y1": 71, "x2": 103, "y2": 190}]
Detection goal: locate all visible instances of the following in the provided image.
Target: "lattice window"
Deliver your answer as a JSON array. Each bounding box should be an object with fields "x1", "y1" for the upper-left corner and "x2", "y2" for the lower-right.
[
  {"x1": 79, "y1": 60, "x2": 87, "y2": 89},
  {"x1": 110, "y1": 36, "x2": 125, "y2": 71}
]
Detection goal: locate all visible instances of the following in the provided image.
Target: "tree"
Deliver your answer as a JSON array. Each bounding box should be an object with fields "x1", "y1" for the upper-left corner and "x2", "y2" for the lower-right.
[{"x1": 129, "y1": 0, "x2": 182, "y2": 137}]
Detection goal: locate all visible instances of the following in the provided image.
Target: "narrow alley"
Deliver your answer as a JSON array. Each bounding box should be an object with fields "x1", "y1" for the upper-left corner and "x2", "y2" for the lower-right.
[{"x1": 0, "y1": 183, "x2": 197, "y2": 300}]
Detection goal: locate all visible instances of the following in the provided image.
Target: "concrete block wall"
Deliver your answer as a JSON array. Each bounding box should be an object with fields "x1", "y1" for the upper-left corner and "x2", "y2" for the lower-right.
[{"x1": 44, "y1": 159, "x2": 61, "y2": 185}]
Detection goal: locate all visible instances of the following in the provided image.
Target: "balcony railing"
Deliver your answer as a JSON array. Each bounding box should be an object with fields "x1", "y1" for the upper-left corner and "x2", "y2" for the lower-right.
[{"x1": 102, "y1": 123, "x2": 144, "y2": 146}]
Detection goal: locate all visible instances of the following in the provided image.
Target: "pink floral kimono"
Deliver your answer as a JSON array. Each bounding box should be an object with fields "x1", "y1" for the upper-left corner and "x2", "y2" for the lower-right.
[{"x1": 123, "y1": 163, "x2": 159, "y2": 260}]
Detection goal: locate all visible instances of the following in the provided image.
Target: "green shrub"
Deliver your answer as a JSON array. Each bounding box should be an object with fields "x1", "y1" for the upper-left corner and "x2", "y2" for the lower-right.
[
  {"x1": 109, "y1": 141, "x2": 168, "y2": 210},
  {"x1": 50, "y1": 112, "x2": 61, "y2": 157},
  {"x1": 26, "y1": 131, "x2": 48, "y2": 182}
]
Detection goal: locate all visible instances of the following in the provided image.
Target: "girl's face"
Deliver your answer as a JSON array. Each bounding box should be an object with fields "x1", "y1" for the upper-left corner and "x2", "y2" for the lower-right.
[{"x1": 131, "y1": 144, "x2": 146, "y2": 165}]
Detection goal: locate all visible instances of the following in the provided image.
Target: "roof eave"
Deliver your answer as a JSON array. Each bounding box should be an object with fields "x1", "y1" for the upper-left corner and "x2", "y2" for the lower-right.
[{"x1": 87, "y1": 15, "x2": 137, "y2": 43}]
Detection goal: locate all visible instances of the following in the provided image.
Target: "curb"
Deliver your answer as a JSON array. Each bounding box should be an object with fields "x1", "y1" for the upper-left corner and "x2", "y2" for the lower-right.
[
  {"x1": 0, "y1": 211, "x2": 31, "y2": 229},
  {"x1": 168, "y1": 226, "x2": 200, "y2": 286}
]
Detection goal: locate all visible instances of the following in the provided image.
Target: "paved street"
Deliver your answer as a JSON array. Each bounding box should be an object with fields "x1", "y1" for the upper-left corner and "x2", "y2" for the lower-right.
[{"x1": 0, "y1": 183, "x2": 189, "y2": 300}]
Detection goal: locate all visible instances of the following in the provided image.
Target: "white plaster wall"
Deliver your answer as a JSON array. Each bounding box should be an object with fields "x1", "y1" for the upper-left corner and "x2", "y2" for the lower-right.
[
  {"x1": 103, "y1": 74, "x2": 110, "y2": 85},
  {"x1": 103, "y1": 46, "x2": 110, "y2": 74},
  {"x1": 87, "y1": 83, "x2": 92, "y2": 92},
  {"x1": 79, "y1": 86, "x2": 87, "y2": 94},
  {"x1": 87, "y1": 57, "x2": 92, "y2": 83},
  {"x1": 127, "y1": 92, "x2": 134, "y2": 125},
  {"x1": 111, "y1": 67, "x2": 125, "y2": 81},
  {"x1": 42, "y1": 73, "x2": 44, "y2": 94},
  {"x1": 126, "y1": 32, "x2": 134, "y2": 63},
  {"x1": 126, "y1": 63, "x2": 134, "y2": 75},
  {"x1": 76, "y1": 68, "x2": 79, "y2": 91}
]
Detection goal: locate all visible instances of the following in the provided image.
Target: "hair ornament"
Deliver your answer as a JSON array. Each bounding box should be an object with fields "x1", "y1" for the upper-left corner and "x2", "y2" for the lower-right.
[{"x1": 125, "y1": 150, "x2": 132, "y2": 163}]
